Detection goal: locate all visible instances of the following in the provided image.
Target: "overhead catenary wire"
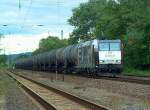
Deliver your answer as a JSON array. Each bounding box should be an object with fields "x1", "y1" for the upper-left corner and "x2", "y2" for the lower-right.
[
  {"x1": 21, "y1": 0, "x2": 33, "y2": 30},
  {"x1": 1, "y1": 0, "x2": 88, "y2": 35}
]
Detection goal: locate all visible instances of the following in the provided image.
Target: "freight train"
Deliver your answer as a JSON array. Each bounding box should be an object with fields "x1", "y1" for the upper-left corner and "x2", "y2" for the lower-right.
[{"x1": 15, "y1": 39, "x2": 123, "y2": 76}]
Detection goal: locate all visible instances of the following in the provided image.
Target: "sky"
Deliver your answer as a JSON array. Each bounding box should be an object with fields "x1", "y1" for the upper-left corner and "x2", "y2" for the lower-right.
[{"x1": 0, "y1": 0, "x2": 88, "y2": 55}]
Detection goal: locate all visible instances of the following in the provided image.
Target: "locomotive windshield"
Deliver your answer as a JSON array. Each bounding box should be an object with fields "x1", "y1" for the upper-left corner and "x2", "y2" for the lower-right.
[
  {"x1": 110, "y1": 42, "x2": 120, "y2": 51},
  {"x1": 99, "y1": 42, "x2": 120, "y2": 51},
  {"x1": 99, "y1": 43, "x2": 109, "y2": 51}
]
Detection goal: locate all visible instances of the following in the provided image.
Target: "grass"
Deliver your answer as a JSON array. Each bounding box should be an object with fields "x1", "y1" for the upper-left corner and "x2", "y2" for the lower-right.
[
  {"x1": 0, "y1": 72, "x2": 14, "y2": 97},
  {"x1": 123, "y1": 67, "x2": 150, "y2": 77}
]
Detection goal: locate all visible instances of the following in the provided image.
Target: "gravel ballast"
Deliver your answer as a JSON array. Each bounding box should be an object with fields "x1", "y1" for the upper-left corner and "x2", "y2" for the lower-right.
[
  {"x1": 17, "y1": 70, "x2": 150, "y2": 110},
  {"x1": 19, "y1": 70, "x2": 150, "y2": 99}
]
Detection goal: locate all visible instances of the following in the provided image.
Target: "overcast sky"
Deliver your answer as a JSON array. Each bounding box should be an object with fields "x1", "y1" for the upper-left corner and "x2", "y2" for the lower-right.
[{"x1": 0, "y1": 0, "x2": 88, "y2": 54}]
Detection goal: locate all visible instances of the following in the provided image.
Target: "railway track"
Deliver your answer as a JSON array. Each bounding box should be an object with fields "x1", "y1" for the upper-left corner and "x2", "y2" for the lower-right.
[
  {"x1": 6, "y1": 71, "x2": 110, "y2": 110},
  {"x1": 102, "y1": 75, "x2": 150, "y2": 85}
]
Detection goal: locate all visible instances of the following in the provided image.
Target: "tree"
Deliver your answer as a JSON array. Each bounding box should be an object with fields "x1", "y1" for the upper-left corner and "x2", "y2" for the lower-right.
[
  {"x1": 68, "y1": 0, "x2": 110, "y2": 41},
  {"x1": 33, "y1": 36, "x2": 68, "y2": 55},
  {"x1": 0, "y1": 55, "x2": 7, "y2": 67}
]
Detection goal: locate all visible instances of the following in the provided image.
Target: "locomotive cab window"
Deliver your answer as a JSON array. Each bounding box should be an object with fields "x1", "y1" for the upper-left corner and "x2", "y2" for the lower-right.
[
  {"x1": 99, "y1": 43, "x2": 109, "y2": 51},
  {"x1": 110, "y1": 42, "x2": 120, "y2": 51}
]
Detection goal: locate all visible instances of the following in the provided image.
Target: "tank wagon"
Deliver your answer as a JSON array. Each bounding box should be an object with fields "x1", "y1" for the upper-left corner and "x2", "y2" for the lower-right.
[{"x1": 15, "y1": 39, "x2": 123, "y2": 76}]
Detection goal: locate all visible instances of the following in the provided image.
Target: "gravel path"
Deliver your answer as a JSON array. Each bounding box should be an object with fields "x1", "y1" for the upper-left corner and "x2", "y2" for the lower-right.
[
  {"x1": 17, "y1": 70, "x2": 150, "y2": 110},
  {"x1": 0, "y1": 70, "x2": 39, "y2": 110},
  {"x1": 4, "y1": 85, "x2": 39, "y2": 110},
  {"x1": 19, "y1": 70, "x2": 150, "y2": 99}
]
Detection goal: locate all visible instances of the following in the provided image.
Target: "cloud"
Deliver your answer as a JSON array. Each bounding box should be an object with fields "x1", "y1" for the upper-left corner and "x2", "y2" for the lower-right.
[
  {"x1": 0, "y1": 11, "x2": 19, "y2": 18},
  {"x1": 0, "y1": 33, "x2": 48, "y2": 54}
]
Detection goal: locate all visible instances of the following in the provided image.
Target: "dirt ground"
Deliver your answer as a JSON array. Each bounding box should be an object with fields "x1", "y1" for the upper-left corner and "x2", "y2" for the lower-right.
[
  {"x1": 0, "y1": 70, "x2": 39, "y2": 110},
  {"x1": 17, "y1": 70, "x2": 150, "y2": 110}
]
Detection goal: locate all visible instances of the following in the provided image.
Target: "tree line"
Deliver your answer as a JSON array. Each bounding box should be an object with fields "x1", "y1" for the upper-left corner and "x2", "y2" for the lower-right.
[{"x1": 33, "y1": 36, "x2": 68, "y2": 55}]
